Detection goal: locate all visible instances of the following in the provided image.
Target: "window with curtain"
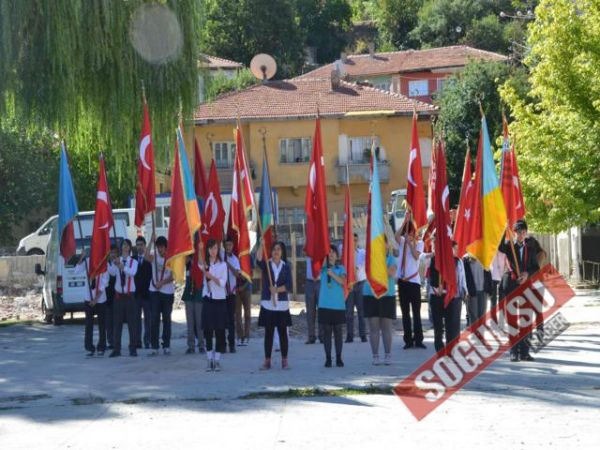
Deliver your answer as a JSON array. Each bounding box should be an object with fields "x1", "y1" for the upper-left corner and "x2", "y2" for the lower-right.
[{"x1": 279, "y1": 137, "x2": 312, "y2": 163}]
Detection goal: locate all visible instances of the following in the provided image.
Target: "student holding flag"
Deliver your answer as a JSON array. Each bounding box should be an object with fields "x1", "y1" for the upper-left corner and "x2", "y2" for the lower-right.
[{"x1": 318, "y1": 245, "x2": 347, "y2": 368}]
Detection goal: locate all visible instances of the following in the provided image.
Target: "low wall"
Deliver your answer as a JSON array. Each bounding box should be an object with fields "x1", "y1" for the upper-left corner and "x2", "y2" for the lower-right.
[{"x1": 0, "y1": 255, "x2": 44, "y2": 289}]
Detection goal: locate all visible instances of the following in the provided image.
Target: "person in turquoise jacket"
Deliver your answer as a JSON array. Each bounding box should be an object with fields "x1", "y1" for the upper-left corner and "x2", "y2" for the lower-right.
[{"x1": 318, "y1": 244, "x2": 347, "y2": 368}]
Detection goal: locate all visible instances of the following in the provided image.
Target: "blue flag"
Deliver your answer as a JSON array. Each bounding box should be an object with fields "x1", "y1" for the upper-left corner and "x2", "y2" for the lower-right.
[
  {"x1": 58, "y1": 143, "x2": 79, "y2": 260},
  {"x1": 258, "y1": 157, "x2": 274, "y2": 252}
]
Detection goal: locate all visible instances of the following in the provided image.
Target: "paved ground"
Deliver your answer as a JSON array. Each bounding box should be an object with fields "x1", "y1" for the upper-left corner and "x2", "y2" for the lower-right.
[{"x1": 1, "y1": 289, "x2": 599, "y2": 449}]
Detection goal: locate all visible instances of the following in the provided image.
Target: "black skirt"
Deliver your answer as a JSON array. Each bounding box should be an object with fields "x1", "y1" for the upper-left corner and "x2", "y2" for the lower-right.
[
  {"x1": 364, "y1": 295, "x2": 397, "y2": 319},
  {"x1": 258, "y1": 305, "x2": 292, "y2": 328},
  {"x1": 318, "y1": 307, "x2": 346, "y2": 325},
  {"x1": 201, "y1": 297, "x2": 227, "y2": 331}
]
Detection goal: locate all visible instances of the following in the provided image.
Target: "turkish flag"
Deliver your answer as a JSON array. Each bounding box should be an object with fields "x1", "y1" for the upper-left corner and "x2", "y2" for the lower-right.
[
  {"x1": 501, "y1": 116, "x2": 526, "y2": 229},
  {"x1": 406, "y1": 112, "x2": 428, "y2": 230},
  {"x1": 200, "y1": 160, "x2": 225, "y2": 244},
  {"x1": 304, "y1": 117, "x2": 330, "y2": 275},
  {"x1": 194, "y1": 137, "x2": 209, "y2": 203},
  {"x1": 465, "y1": 131, "x2": 483, "y2": 250},
  {"x1": 229, "y1": 127, "x2": 253, "y2": 281},
  {"x1": 454, "y1": 145, "x2": 473, "y2": 258},
  {"x1": 433, "y1": 140, "x2": 457, "y2": 306},
  {"x1": 89, "y1": 155, "x2": 114, "y2": 279},
  {"x1": 342, "y1": 183, "x2": 356, "y2": 299},
  {"x1": 135, "y1": 102, "x2": 156, "y2": 228}
]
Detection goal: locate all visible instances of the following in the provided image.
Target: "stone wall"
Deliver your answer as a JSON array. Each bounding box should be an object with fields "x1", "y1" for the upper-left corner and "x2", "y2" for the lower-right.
[{"x1": 0, "y1": 256, "x2": 44, "y2": 289}]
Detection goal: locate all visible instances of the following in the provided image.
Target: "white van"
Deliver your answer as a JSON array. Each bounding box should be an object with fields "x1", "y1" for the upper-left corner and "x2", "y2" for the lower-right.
[
  {"x1": 18, "y1": 208, "x2": 138, "y2": 255},
  {"x1": 35, "y1": 214, "x2": 129, "y2": 324}
]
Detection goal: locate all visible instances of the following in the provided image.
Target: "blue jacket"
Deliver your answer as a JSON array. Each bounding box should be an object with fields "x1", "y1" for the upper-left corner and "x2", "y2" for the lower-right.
[{"x1": 257, "y1": 259, "x2": 293, "y2": 301}]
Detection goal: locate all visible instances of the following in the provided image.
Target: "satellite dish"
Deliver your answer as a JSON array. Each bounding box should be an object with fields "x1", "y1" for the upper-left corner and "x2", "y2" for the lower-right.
[{"x1": 250, "y1": 53, "x2": 277, "y2": 82}]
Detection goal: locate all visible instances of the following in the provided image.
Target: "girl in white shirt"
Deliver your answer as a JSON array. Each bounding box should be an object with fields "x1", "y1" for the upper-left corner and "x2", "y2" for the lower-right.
[{"x1": 199, "y1": 239, "x2": 228, "y2": 372}]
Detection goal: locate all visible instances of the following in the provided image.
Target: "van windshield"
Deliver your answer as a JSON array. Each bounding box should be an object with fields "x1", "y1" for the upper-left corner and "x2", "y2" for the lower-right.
[{"x1": 64, "y1": 237, "x2": 123, "y2": 267}]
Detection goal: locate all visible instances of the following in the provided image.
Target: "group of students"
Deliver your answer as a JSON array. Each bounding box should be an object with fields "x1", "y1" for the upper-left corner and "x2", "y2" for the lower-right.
[{"x1": 79, "y1": 217, "x2": 544, "y2": 369}]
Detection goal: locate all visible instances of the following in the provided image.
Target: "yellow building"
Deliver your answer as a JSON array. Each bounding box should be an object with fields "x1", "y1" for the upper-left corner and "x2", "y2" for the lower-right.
[{"x1": 191, "y1": 76, "x2": 437, "y2": 231}]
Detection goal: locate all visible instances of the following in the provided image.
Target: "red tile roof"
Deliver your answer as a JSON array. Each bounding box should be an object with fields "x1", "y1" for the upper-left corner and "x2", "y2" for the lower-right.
[
  {"x1": 296, "y1": 45, "x2": 507, "y2": 79},
  {"x1": 194, "y1": 78, "x2": 437, "y2": 123},
  {"x1": 199, "y1": 54, "x2": 244, "y2": 70}
]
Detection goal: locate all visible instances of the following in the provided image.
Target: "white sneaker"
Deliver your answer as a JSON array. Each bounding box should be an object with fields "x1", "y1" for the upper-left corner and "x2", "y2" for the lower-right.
[
  {"x1": 384, "y1": 354, "x2": 392, "y2": 365},
  {"x1": 163, "y1": 348, "x2": 170, "y2": 355},
  {"x1": 372, "y1": 355, "x2": 381, "y2": 366}
]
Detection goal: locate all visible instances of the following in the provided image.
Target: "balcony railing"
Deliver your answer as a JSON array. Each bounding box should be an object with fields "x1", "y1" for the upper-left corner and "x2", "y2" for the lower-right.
[{"x1": 336, "y1": 160, "x2": 390, "y2": 184}]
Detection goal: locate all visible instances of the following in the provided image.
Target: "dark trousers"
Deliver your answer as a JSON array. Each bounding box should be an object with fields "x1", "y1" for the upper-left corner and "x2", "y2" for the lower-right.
[
  {"x1": 113, "y1": 294, "x2": 139, "y2": 353},
  {"x1": 204, "y1": 329, "x2": 226, "y2": 353},
  {"x1": 430, "y1": 295, "x2": 462, "y2": 352},
  {"x1": 264, "y1": 324, "x2": 288, "y2": 358},
  {"x1": 105, "y1": 302, "x2": 114, "y2": 348},
  {"x1": 140, "y1": 297, "x2": 152, "y2": 347},
  {"x1": 345, "y1": 280, "x2": 366, "y2": 339},
  {"x1": 225, "y1": 294, "x2": 236, "y2": 348},
  {"x1": 490, "y1": 280, "x2": 500, "y2": 321},
  {"x1": 323, "y1": 323, "x2": 344, "y2": 359},
  {"x1": 84, "y1": 302, "x2": 106, "y2": 353},
  {"x1": 398, "y1": 280, "x2": 424, "y2": 345},
  {"x1": 305, "y1": 279, "x2": 323, "y2": 340},
  {"x1": 502, "y1": 276, "x2": 532, "y2": 358},
  {"x1": 235, "y1": 287, "x2": 252, "y2": 340},
  {"x1": 150, "y1": 292, "x2": 174, "y2": 350}
]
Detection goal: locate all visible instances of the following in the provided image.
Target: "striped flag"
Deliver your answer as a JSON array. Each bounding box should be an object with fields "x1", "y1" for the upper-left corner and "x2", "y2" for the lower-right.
[{"x1": 258, "y1": 156, "x2": 274, "y2": 254}]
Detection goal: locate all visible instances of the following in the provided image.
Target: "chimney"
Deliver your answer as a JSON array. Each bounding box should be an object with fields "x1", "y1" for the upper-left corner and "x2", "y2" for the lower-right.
[
  {"x1": 330, "y1": 68, "x2": 341, "y2": 90},
  {"x1": 368, "y1": 42, "x2": 375, "y2": 58}
]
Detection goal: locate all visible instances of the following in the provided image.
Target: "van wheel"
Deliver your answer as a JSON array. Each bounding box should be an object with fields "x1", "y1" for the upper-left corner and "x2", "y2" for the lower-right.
[
  {"x1": 27, "y1": 248, "x2": 45, "y2": 256},
  {"x1": 41, "y1": 301, "x2": 53, "y2": 324},
  {"x1": 53, "y1": 315, "x2": 64, "y2": 326}
]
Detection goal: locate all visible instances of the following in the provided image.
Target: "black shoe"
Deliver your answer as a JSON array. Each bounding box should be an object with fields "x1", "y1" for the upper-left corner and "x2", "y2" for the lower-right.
[
  {"x1": 324, "y1": 358, "x2": 332, "y2": 368},
  {"x1": 305, "y1": 337, "x2": 316, "y2": 344},
  {"x1": 130, "y1": 350, "x2": 138, "y2": 357},
  {"x1": 345, "y1": 336, "x2": 353, "y2": 343},
  {"x1": 229, "y1": 345, "x2": 236, "y2": 354},
  {"x1": 136, "y1": 344, "x2": 142, "y2": 349},
  {"x1": 360, "y1": 336, "x2": 368, "y2": 343},
  {"x1": 510, "y1": 354, "x2": 520, "y2": 362},
  {"x1": 86, "y1": 351, "x2": 95, "y2": 357},
  {"x1": 97, "y1": 351, "x2": 105, "y2": 357},
  {"x1": 336, "y1": 357, "x2": 344, "y2": 367},
  {"x1": 403, "y1": 343, "x2": 414, "y2": 350},
  {"x1": 415, "y1": 343, "x2": 427, "y2": 349},
  {"x1": 185, "y1": 348, "x2": 195, "y2": 355},
  {"x1": 109, "y1": 351, "x2": 121, "y2": 358},
  {"x1": 521, "y1": 354, "x2": 535, "y2": 362}
]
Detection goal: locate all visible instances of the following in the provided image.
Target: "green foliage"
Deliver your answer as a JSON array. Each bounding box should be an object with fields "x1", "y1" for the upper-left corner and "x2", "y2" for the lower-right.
[
  {"x1": 0, "y1": 0, "x2": 203, "y2": 210},
  {"x1": 200, "y1": 0, "x2": 305, "y2": 78},
  {"x1": 372, "y1": 0, "x2": 423, "y2": 50},
  {"x1": 0, "y1": 120, "x2": 58, "y2": 245},
  {"x1": 500, "y1": 0, "x2": 600, "y2": 232},
  {"x1": 410, "y1": 0, "x2": 513, "y2": 51},
  {"x1": 295, "y1": 0, "x2": 353, "y2": 64},
  {"x1": 434, "y1": 61, "x2": 518, "y2": 205},
  {"x1": 205, "y1": 69, "x2": 259, "y2": 103}
]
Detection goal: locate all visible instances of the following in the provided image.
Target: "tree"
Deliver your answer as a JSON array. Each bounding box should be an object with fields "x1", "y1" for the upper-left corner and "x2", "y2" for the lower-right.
[
  {"x1": 501, "y1": 0, "x2": 600, "y2": 232},
  {"x1": 204, "y1": 69, "x2": 258, "y2": 103},
  {"x1": 201, "y1": 0, "x2": 306, "y2": 78},
  {"x1": 0, "y1": 120, "x2": 58, "y2": 246},
  {"x1": 295, "y1": 0, "x2": 353, "y2": 64},
  {"x1": 410, "y1": 0, "x2": 513, "y2": 51},
  {"x1": 372, "y1": 0, "x2": 423, "y2": 50},
  {"x1": 434, "y1": 61, "x2": 518, "y2": 205},
  {"x1": 0, "y1": 0, "x2": 203, "y2": 209}
]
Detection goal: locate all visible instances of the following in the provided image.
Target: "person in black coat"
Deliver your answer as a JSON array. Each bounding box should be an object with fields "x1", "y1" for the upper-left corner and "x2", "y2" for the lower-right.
[
  {"x1": 134, "y1": 236, "x2": 153, "y2": 349},
  {"x1": 499, "y1": 220, "x2": 540, "y2": 362}
]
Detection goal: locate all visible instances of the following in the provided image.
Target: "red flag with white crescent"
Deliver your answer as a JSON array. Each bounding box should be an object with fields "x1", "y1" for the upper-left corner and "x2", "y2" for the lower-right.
[
  {"x1": 200, "y1": 160, "x2": 225, "y2": 244},
  {"x1": 89, "y1": 155, "x2": 114, "y2": 279},
  {"x1": 135, "y1": 102, "x2": 156, "y2": 227},
  {"x1": 406, "y1": 112, "x2": 427, "y2": 230},
  {"x1": 454, "y1": 145, "x2": 473, "y2": 258}
]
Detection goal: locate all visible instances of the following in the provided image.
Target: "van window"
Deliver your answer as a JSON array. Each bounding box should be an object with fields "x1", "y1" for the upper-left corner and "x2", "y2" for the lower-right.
[{"x1": 114, "y1": 212, "x2": 130, "y2": 226}]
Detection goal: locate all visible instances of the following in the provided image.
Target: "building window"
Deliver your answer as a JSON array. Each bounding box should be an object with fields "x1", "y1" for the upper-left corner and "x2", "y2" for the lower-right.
[
  {"x1": 436, "y1": 78, "x2": 447, "y2": 91},
  {"x1": 213, "y1": 141, "x2": 236, "y2": 168},
  {"x1": 374, "y1": 81, "x2": 391, "y2": 91},
  {"x1": 279, "y1": 207, "x2": 305, "y2": 225},
  {"x1": 279, "y1": 137, "x2": 311, "y2": 163},
  {"x1": 347, "y1": 136, "x2": 380, "y2": 163},
  {"x1": 408, "y1": 79, "x2": 429, "y2": 97}
]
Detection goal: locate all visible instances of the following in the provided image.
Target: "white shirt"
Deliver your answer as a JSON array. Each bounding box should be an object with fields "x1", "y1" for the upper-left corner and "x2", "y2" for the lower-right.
[
  {"x1": 201, "y1": 260, "x2": 228, "y2": 300},
  {"x1": 260, "y1": 260, "x2": 290, "y2": 312},
  {"x1": 149, "y1": 254, "x2": 174, "y2": 294},
  {"x1": 396, "y1": 236, "x2": 424, "y2": 284},
  {"x1": 75, "y1": 262, "x2": 109, "y2": 303},
  {"x1": 223, "y1": 252, "x2": 240, "y2": 293},
  {"x1": 491, "y1": 251, "x2": 508, "y2": 281},
  {"x1": 355, "y1": 248, "x2": 367, "y2": 281},
  {"x1": 108, "y1": 256, "x2": 139, "y2": 295}
]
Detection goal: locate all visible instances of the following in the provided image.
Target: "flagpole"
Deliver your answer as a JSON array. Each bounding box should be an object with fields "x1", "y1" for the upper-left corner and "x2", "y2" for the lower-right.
[
  {"x1": 141, "y1": 82, "x2": 159, "y2": 284},
  {"x1": 236, "y1": 116, "x2": 276, "y2": 306}
]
